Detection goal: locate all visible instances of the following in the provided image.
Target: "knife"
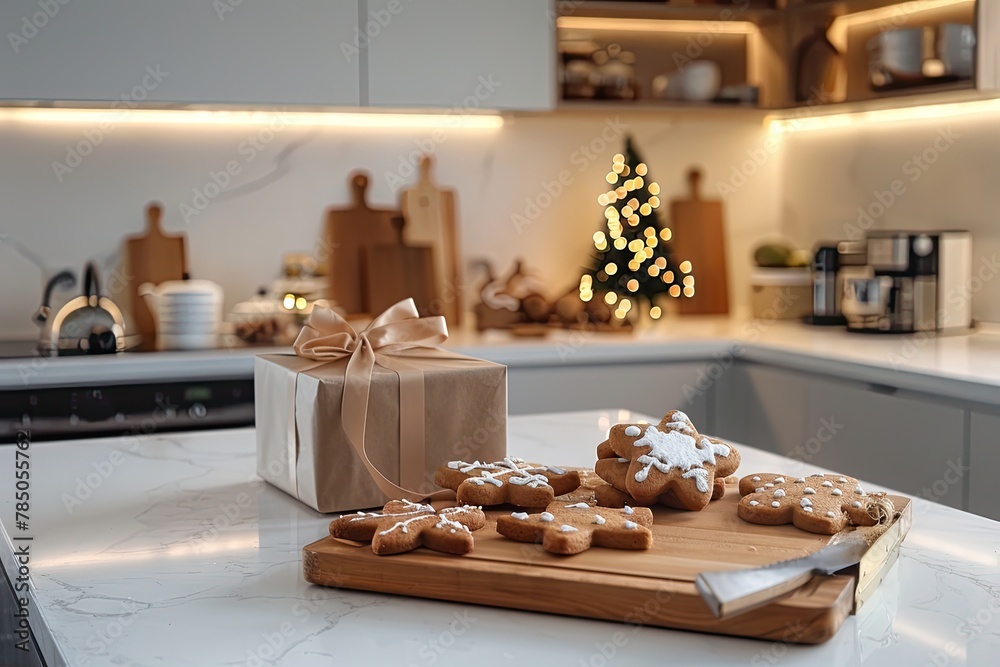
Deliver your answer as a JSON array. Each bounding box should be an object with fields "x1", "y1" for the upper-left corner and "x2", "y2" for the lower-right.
[{"x1": 695, "y1": 531, "x2": 869, "y2": 618}]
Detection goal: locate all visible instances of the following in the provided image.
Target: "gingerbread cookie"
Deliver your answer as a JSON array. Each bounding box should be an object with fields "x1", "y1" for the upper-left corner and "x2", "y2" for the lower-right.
[
  {"x1": 594, "y1": 458, "x2": 726, "y2": 510},
  {"x1": 736, "y1": 473, "x2": 879, "y2": 535},
  {"x1": 329, "y1": 499, "x2": 486, "y2": 555},
  {"x1": 434, "y1": 457, "x2": 581, "y2": 508},
  {"x1": 602, "y1": 410, "x2": 739, "y2": 510},
  {"x1": 495, "y1": 500, "x2": 653, "y2": 555}
]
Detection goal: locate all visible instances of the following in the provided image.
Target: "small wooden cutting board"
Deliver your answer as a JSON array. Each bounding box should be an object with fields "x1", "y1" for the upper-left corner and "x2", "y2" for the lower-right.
[
  {"x1": 325, "y1": 172, "x2": 399, "y2": 316},
  {"x1": 669, "y1": 169, "x2": 730, "y2": 315},
  {"x1": 304, "y1": 479, "x2": 910, "y2": 644},
  {"x1": 400, "y1": 156, "x2": 462, "y2": 324},
  {"x1": 366, "y1": 217, "x2": 438, "y2": 317},
  {"x1": 124, "y1": 203, "x2": 187, "y2": 346}
]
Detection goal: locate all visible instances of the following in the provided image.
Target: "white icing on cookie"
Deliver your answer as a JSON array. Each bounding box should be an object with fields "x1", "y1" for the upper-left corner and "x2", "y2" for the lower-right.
[
  {"x1": 451, "y1": 458, "x2": 558, "y2": 490},
  {"x1": 682, "y1": 468, "x2": 711, "y2": 493},
  {"x1": 838, "y1": 477, "x2": 847, "y2": 483},
  {"x1": 752, "y1": 476, "x2": 761, "y2": 482},
  {"x1": 852, "y1": 501, "x2": 862, "y2": 508},
  {"x1": 540, "y1": 512, "x2": 555, "y2": 522},
  {"x1": 796, "y1": 478, "x2": 806, "y2": 483},
  {"x1": 755, "y1": 487, "x2": 765, "y2": 493},
  {"x1": 803, "y1": 506, "x2": 813, "y2": 513},
  {"x1": 803, "y1": 487, "x2": 816, "y2": 495},
  {"x1": 774, "y1": 489, "x2": 786, "y2": 497},
  {"x1": 565, "y1": 502, "x2": 589, "y2": 509},
  {"x1": 593, "y1": 515, "x2": 606, "y2": 525},
  {"x1": 624, "y1": 425, "x2": 641, "y2": 437},
  {"x1": 826, "y1": 511, "x2": 836, "y2": 518},
  {"x1": 771, "y1": 501, "x2": 780, "y2": 508},
  {"x1": 800, "y1": 498, "x2": 813, "y2": 508},
  {"x1": 774, "y1": 477, "x2": 785, "y2": 483},
  {"x1": 832, "y1": 488, "x2": 843, "y2": 496},
  {"x1": 821, "y1": 481, "x2": 834, "y2": 488},
  {"x1": 624, "y1": 521, "x2": 638, "y2": 529},
  {"x1": 435, "y1": 517, "x2": 470, "y2": 533},
  {"x1": 764, "y1": 483, "x2": 774, "y2": 488},
  {"x1": 617, "y1": 457, "x2": 629, "y2": 463},
  {"x1": 854, "y1": 486, "x2": 866, "y2": 495},
  {"x1": 511, "y1": 512, "x2": 529, "y2": 521},
  {"x1": 624, "y1": 505, "x2": 634, "y2": 515},
  {"x1": 631, "y1": 425, "x2": 730, "y2": 487},
  {"x1": 560, "y1": 525, "x2": 578, "y2": 533},
  {"x1": 749, "y1": 500, "x2": 759, "y2": 506}
]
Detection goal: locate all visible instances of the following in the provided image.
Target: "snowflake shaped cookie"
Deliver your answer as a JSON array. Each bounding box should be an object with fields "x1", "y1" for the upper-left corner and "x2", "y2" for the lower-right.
[
  {"x1": 434, "y1": 457, "x2": 581, "y2": 508},
  {"x1": 602, "y1": 410, "x2": 740, "y2": 510},
  {"x1": 495, "y1": 501, "x2": 654, "y2": 555},
  {"x1": 328, "y1": 499, "x2": 486, "y2": 555},
  {"x1": 736, "y1": 473, "x2": 879, "y2": 535}
]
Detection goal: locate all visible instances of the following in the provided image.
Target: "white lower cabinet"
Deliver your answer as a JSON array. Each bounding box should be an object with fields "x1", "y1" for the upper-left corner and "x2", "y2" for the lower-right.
[
  {"x1": 969, "y1": 411, "x2": 1000, "y2": 520},
  {"x1": 803, "y1": 378, "x2": 965, "y2": 509},
  {"x1": 506, "y1": 362, "x2": 709, "y2": 427},
  {"x1": 713, "y1": 364, "x2": 809, "y2": 456}
]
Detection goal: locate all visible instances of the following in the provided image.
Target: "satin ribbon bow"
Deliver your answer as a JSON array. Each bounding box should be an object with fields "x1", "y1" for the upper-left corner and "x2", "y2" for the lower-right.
[{"x1": 293, "y1": 299, "x2": 449, "y2": 501}]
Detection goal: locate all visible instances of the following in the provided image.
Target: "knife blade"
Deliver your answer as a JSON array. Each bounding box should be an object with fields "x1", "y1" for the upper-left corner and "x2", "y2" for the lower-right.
[{"x1": 695, "y1": 530, "x2": 869, "y2": 618}]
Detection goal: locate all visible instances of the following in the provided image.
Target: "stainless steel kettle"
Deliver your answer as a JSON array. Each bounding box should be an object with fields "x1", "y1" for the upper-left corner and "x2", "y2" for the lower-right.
[{"x1": 34, "y1": 263, "x2": 127, "y2": 356}]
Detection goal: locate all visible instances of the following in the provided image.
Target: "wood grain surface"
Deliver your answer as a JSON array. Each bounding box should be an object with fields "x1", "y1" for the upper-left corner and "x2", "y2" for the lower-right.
[
  {"x1": 669, "y1": 168, "x2": 730, "y2": 315},
  {"x1": 304, "y1": 476, "x2": 910, "y2": 644}
]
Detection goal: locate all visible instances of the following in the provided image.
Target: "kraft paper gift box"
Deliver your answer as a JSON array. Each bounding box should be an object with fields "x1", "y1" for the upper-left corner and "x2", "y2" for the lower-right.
[{"x1": 255, "y1": 300, "x2": 507, "y2": 513}]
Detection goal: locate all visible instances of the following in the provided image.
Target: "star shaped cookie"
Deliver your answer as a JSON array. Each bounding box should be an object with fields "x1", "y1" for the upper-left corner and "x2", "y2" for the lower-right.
[
  {"x1": 329, "y1": 499, "x2": 486, "y2": 555},
  {"x1": 736, "y1": 473, "x2": 879, "y2": 535},
  {"x1": 594, "y1": 458, "x2": 727, "y2": 509},
  {"x1": 495, "y1": 500, "x2": 654, "y2": 555},
  {"x1": 434, "y1": 457, "x2": 581, "y2": 508},
  {"x1": 601, "y1": 410, "x2": 739, "y2": 510}
]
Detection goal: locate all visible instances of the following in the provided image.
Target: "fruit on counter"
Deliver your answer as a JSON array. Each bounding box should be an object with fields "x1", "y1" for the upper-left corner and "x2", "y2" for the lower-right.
[{"x1": 753, "y1": 242, "x2": 810, "y2": 268}]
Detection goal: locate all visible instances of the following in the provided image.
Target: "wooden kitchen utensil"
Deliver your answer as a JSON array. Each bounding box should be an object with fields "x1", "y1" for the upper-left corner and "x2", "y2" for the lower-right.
[
  {"x1": 400, "y1": 155, "x2": 462, "y2": 324},
  {"x1": 669, "y1": 168, "x2": 730, "y2": 315},
  {"x1": 365, "y1": 216, "x2": 438, "y2": 317},
  {"x1": 305, "y1": 479, "x2": 911, "y2": 644},
  {"x1": 124, "y1": 203, "x2": 187, "y2": 346},
  {"x1": 325, "y1": 172, "x2": 399, "y2": 315}
]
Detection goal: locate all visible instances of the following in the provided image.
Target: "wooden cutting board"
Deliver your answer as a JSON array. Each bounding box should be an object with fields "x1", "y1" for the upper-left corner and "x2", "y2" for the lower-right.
[
  {"x1": 366, "y1": 216, "x2": 438, "y2": 317},
  {"x1": 304, "y1": 478, "x2": 911, "y2": 644},
  {"x1": 669, "y1": 169, "x2": 730, "y2": 315},
  {"x1": 124, "y1": 203, "x2": 187, "y2": 346},
  {"x1": 326, "y1": 172, "x2": 399, "y2": 316},
  {"x1": 400, "y1": 155, "x2": 462, "y2": 325}
]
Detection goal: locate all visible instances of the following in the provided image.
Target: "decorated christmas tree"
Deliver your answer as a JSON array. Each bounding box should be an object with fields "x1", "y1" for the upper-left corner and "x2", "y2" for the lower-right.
[{"x1": 578, "y1": 136, "x2": 692, "y2": 321}]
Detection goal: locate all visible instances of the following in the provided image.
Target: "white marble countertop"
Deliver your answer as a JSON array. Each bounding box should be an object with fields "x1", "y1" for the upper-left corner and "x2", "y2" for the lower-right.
[
  {"x1": 1, "y1": 411, "x2": 997, "y2": 666},
  {"x1": 3, "y1": 319, "x2": 1000, "y2": 404}
]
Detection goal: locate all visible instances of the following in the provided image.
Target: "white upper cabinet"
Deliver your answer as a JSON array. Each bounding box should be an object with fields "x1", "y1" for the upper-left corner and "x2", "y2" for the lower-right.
[
  {"x1": 0, "y1": 0, "x2": 360, "y2": 105},
  {"x1": 364, "y1": 0, "x2": 555, "y2": 110}
]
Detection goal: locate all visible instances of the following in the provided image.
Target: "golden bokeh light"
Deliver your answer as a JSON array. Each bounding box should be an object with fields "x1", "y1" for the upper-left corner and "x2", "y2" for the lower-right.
[
  {"x1": 624, "y1": 179, "x2": 635, "y2": 191},
  {"x1": 627, "y1": 214, "x2": 640, "y2": 226},
  {"x1": 605, "y1": 291, "x2": 618, "y2": 305},
  {"x1": 621, "y1": 205, "x2": 633, "y2": 217},
  {"x1": 615, "y1": 186, "x2": 627, "y2": 197},
  {"x1": 613, "y1": 153, "x2": 625, "y2": 164},
  {"x1": 628, "y1": 259, "x2": 640, "y2": 271},
  {"x1": 664, "y1": 270, "x2": 675, "y2": 282},
  {"x1": 626, "y1": 279, "x2": 639, "y2": 292},
  {"x1": 648, "y1": 182, "x2": 661, "y2": 196},
  {"x1": 621, "y1": 165, "x2": 630, "y2": 177},
  {"x1": 606, "y1": 172, "x2": 617, "y2": 184},
  {"x1": 597, "y1": 194, "x2": 609, "y2": 206},
  {"x1": 592, "y1": 232, "x2": 605, "y2": 243},
  {"x1": 655, "y1": 257, "x2": 667, "y2": 269},
  {"x1": 612, "y1": 163, "x2": 625, "y2": 174},
  {"x1": 648, "y1": 195, "x2": 660, "y2": 208},
  {"x1": 680, "y1": 260, "x2": 693, "y2": 274},
  {"x1": 643, "y1": 227, "x2": 655, "y2": 238},
  {"x1": 683, "y1": 275, "x2": 695, "y2": 287},
  {"x1": 627, "y1": 197, "x2": 639, "y2": 209},
  {"x1": 620, "y1": 298, "x2": 632, "y2": 312},
  {"x1": 635, "y1": 163, "x2": 648, "y2": 176},
  {"x1": 580, "y1": 291, "x2": 593, "y2": 302},
  {"x1": 646, "y1": 236, "x2": 657, "y2": 248},
  {"x1": 660, "y1": 228, "x2": 672, "y2": 242},
  {"x1": 614, "y1": 308, "x2": 626, "y2": 319},
  {"x1": 647, "y1": 265, "x2": 660, "y2": 277},
  {"x1": 639, "y1": 203, "x2": 652, "y2": 216},
  {"x1": 633, "y1": 176, "x2": 644, "y2": 189},
  {"x1": 649, "y1": 306, "x2": 662, "y2": 319},
  {"x1": 628, "y1": 239, "x2": 644, "y2": 252},
  {"x1": 643, "y1": 246, "x2": 654, "y2": 258},
  {"x1": 613, "y1": 237, "x2": 627, "y2": 250},
  {"x1": 605, "y1": 262, "x2": 618, "y2": 275},
  {"x1": 683, "y1": 286, "x2": 695, "y2": 298},
  {"x1": 669, "y1": 285, "x2": 682, "y2": 298}
]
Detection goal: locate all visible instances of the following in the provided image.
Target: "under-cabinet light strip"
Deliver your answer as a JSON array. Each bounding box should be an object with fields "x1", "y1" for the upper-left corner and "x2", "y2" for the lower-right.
[
  {"x1": 827, "y1": 0, "x2": 974, "y2": 52},
  {"x1": 0, "y1": 107, "x2": 504, "y2": 129},
  {"x1": 557, "y1": 16, "x2": 757, "y2": 35},
  {"x1": 767, "y1": 97, "x2": 1000, "y2": 134}
]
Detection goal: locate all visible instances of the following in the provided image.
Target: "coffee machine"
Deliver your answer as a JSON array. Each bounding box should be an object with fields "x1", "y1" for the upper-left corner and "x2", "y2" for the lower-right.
[
  {"x1": 806, "y1": 241, "x2": 866, "y2": 325},
  {"x1": 842, "y1": 231, "x2": 972, "y2": 333}
]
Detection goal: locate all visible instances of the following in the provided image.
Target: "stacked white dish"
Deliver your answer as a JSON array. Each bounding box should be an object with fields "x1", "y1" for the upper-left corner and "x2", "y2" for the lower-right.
[{"x1": 139, "y1": 278, "x2": 223, "y2": 350}]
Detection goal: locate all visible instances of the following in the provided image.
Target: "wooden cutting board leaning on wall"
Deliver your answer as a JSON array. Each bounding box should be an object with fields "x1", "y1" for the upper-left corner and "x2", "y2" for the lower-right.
[
  {"x1": 365, "y1": 216, "x2": 438, "y2": 317},
  {"x1": 669, "y1": 168, "x2": 730, "y2": 315},
  {"x1": 124, "y1": 203, "x2": 187, "y2": 347},
  {"x1": 400, "y1": 155, "x2": 462, "y2": 325},
  {"x1": 325, "y1": 172, "x2": 399, "y2": 316}
]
